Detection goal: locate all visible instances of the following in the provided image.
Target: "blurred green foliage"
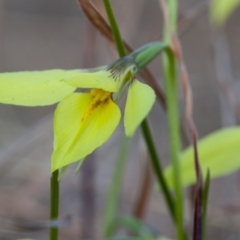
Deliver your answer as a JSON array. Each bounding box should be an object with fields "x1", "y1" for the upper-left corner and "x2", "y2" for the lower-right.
[
  {"x1": 165, "y1": 127, "x2": 240, "y2": 188},
  {"x1": 211, "y1": 0, "x2": 240, "y2": 26}
]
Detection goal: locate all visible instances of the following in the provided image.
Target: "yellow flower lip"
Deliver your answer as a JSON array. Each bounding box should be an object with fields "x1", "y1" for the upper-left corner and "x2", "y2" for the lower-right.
[
  {"x1": 51, "y1": 91, "x2": 121, "y2": 172},
  {"x1": 90, "y1": 88, "x2": 111, "y2": 101},
  {"x1": 81, "y1": 89, "x2": 112, "y2": 123}
]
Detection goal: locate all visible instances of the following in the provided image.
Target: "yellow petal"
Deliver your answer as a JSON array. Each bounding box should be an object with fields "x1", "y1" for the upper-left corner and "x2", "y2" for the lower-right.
[
  {"x1": 64, "y1": 71, "x2": 122, "y2": 92},
  {"x1": 124, "y1": 80, "x2": 155, "y2": 136},
  {"x1": 51, "y1": 92, "x2": 121, "y2": 172},
  {"x1": 0, "y1": 70, "x2": 80, "y2": 106}
]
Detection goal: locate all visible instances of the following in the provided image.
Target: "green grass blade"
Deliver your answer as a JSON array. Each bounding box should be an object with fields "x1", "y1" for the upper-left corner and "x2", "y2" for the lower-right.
[
  {"x1": 103, "y1": 136, "x2": 131, "y2": 237},
  {"x1": 202, "y1": 169, "x2": 210, "y2": 240}
]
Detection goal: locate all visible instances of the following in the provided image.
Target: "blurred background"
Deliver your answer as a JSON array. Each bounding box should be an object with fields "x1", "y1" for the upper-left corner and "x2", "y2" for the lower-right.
[{"x1": 0, "y1": 0, "x2": 240, "y2": 239}]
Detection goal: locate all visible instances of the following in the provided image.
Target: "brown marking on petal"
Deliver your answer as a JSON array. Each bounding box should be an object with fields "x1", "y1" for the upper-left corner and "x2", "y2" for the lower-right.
[
  {"x1": 80, "y1": 89, "x2": 111, "y2": 123},
  {"x1": 81, "y1": 99, "x2": 101, "y2": 123}
]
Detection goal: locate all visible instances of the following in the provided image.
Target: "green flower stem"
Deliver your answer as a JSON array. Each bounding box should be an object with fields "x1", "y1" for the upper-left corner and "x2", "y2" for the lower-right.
[
  {"x1": 168, "y1": 0, "x2": 178, "y2": 31},
  {"x1": 102, "y1": 0, "x2": 175, "y2": 223},
  {"x1": 49, "y1": 170, "x2": 59, "y2": 240},
  {"x1": 163, "y1": 51, "x2": 184, "y2": 239},
  {"x1": 141, "y1": 119, "x2": 175, "y2": 219},
  {"x1": 162, "y1": 1, "x2": 184, "y2": 239},
  {"x1": 103, "y1": 0, "x2": 125, "y2": 57}
]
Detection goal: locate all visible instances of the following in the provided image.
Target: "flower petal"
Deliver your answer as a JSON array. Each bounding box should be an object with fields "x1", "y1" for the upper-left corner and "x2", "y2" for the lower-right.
[
  {"x1": 64, "y1": 71, "x2": 122, "y2": 92},
  {"x1": 124, "y1": 80, "x2": 155, "y2": 136},
  {"x1": 51, "y1": 92, "x2": 121, "y2": 172},
  {"x1": 0, "y1": 70, "x2": 80, "y2": 106}
]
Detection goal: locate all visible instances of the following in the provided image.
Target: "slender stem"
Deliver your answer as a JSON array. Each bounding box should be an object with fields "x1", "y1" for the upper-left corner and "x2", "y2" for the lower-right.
[
  {"x1": 103, "y1": 0, "x2": 126, "y2": 57},
  {"x1": 163, "y1": 50, "x2": 184, "y2": 239},
  {"x1": 49, "y1": 170, "x2": 59, "y2": 240},
  {"x1": 162, "y1": 0, "x2": 184, "y2": 238},
  {"x1": 102, "y1": 0, "x2": 176, "y2": 223},
  {"x1": 141, "y1": 120, "x2": 175, "y2": 219},
  {"x1": 168, "y1": 0, "x2": 178, "y2": 31}
]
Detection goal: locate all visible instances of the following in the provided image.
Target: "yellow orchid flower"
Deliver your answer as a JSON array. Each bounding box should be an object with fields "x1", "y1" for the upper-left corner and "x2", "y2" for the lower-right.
[
  {"x1": 0, "y1": 42, "x2": 167, "y2": 172},
  {"x1": 51, "y1": 59, "x2": 155, "y2": 172}
]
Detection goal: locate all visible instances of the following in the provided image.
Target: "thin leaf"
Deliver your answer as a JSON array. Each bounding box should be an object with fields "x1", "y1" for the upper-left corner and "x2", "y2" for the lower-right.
[
  {"x1": 192, "y1": 183, "x2": 203, "y2": 240},
  {"x1": 103, "y1": 137, "x2": 131, "y2": 237},
  {"x1": 202, "y1": 169, "x2": 210, "y2": 240},
  {"x1": 164, "y1": 127, "x2": 240, "y2": 189}
]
